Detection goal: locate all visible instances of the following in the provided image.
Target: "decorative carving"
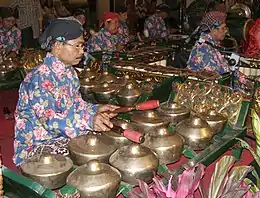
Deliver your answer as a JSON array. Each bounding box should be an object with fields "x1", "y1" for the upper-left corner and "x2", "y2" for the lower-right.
[{"x1": 174, "y1": 81, "x2": 243, "y2": 126}]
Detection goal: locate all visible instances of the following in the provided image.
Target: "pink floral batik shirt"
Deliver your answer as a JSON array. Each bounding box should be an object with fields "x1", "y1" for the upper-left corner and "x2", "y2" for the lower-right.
[{"x1": 13, "y1": 53, "x2": 98, "y2": 165}]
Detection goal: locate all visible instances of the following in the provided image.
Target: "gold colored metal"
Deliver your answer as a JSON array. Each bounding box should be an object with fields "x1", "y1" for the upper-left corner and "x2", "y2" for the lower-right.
[
  {"x1": 91, "y1": 82, "x2": 119, "y2": 103},
  {"x1": 20, "y1": 49, "x2": 45, "y2": 70},
  {"x1": 103, "y1": 119, "x2": 135, "y2": 147},
  {"x1": 0, "y1": 60, "x2": 16, "y2": 80},
  {"x1": 20, "y1": 154, "x2": 73, "y2": 189},
  {"x1": 143, "y1": 127, "x2": 184, "y2": 164},
  {"x1": 66, "y1": 160, "x2": 121, "y2": 198},
  {"x1": 175, "y1": 116, "x2": 214, "y2": 151},
  {"x1": 96, "y1": 71, "x2": 117, "y2": 84},
  {"x1": 254, "y1": 88, "x2": 260, "y2": 117},
  {"x1": 131, "y1": 110, "x2": 170, "y2": 133},
  {"x1": 158, "y1": 102, "x2": 190, "y2": 125},
  {"x1": 109, "y1": 144, "x2": 159, "y2": 186},
  {"x1": 79, "y1": 77, "x2": 96, "y2": 95},
  {"x1": 116, "y1": 75, "x2": 134, "y2": 87},
  {"x1": 230, "y1": 3, "x2": 252, "y2": 18},
  {"x1": 199, "y1": 109, "x2": 227, "y2": 135},
  {"x1": 116, "y1": 82, "x2": 142, "y2": 106},
  {"x1": 84, "y1": 59, "x2": 101, "y2": 73},
  {"x1": 174, "y1": 81, "x2": 243, "y2": 126},
  {"x1": 68, "y1": 134, "x2": 117, "y2": 165},
  {"x1": 79, "y1": 68, "x2": 97, "y2": 80},
  {"x1": 110, "y1": 61, "x2": 221, "y2": 83}
]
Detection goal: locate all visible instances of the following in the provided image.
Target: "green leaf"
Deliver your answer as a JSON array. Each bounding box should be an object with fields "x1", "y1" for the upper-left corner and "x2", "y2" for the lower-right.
[
  {"x1": 53, "y1": 121, "x2": 59, "y2": 129},
  {"x1": 208, "y1": 155, "x2": 236, "y2": 198},
  {"x1": 235, "y1": 138, "x2": 260, "y2": 168},
  {"x1": 43, "y1": 100, "x2": 48, "y2": 107},
  {"x1": 244, "y1": 178, "x2": 259, "y2": 193},
  {"x1": 252, "y1": 169, "x2": 260, "y2": 188},
  {"x1": 222, "y1": 166, "x2": 254, "y2": 195},
  {"x1": 34, "y1": 90, "x2": 40, "y2": 97},
  {"x1": 66, "y1": 119, "x2": 73, "y2": 127}
]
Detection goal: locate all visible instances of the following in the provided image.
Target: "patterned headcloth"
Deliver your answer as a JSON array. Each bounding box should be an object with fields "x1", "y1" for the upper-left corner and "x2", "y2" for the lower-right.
[
  {"x1": 200, "y1": 11, "x2": 227, "y2": 32},
  {"x1": 39, "y1": 19, "x2": 83, "y2": 50}
]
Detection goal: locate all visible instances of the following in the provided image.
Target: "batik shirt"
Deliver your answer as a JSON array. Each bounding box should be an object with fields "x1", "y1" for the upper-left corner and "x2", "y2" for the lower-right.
[
  {"x1": 187, "y1": 33, "x2": 248, "y2": 89},
  {"x1": 187, "y1": 33, "x2": 230, "y2": 74},
  {"x1": 144, "y1": 14, "x2": 168, "y2": 39},
  {"x1": 86, "y1": 27, "x2": 118, "y2": 52},
  {"x1": 13, "y1": 53, "x2": 99, "y2": 165},
  {"x1": 117, "y1": 22, "x2": 129, "y2": 45},
  {"x1": 0, "y1": 26, "x2": 21, "y2": 52}
]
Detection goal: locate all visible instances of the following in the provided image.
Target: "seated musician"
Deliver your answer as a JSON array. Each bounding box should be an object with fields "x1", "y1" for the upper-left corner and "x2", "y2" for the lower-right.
[
  {"x1": 86, "y1": 12, "x2": 123, "y2": 52},
  {"x1": 115, "y1": 6, "x2": 129, "y2": 46},
  {"x1": 13, "y1": 19, "x2": 118, "y2": 166},
  {"x1": 187, "y1": 11, "x2": 251, "y2": 90},
  {"x1": 143, "y1": 4, "x2": 170, "y2": 40},
  {"x1": 0, "y1": 8, "x2": 21, "y2": 53}
]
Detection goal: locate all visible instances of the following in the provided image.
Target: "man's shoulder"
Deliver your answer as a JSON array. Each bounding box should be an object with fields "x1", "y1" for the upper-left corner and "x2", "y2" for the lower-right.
[{"x1": 23, "y1": 63, "x2": 53, "y2": 85}]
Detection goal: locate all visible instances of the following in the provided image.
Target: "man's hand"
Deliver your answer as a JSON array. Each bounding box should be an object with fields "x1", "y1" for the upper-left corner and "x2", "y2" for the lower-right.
[
  {"x1": 98, "y1": 104, "x2": 120, "y2": 118},
  {"x1": 92, "y1": 112, "x2": 113, "y2": 131}
]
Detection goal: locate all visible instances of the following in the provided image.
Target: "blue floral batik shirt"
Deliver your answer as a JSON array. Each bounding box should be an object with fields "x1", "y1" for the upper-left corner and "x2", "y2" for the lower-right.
[
  {"x1": 144, "y1": 14, "x2": 168, "y2": 39},
  {"x1": 117, "y1": 22, "x2": 129, "y2": 45},
  {"x1": 187, "y1": 33, "x2": 249, "y2": 90},
  {"x1": 187, "y1": 33, "x2": 230, "y2": 74},
  {"x1": 86, "y1": 27, "x2": 118, "y2": 52},
  {"x1": 13, "y1": 53, "x2": 99, "y2": 165},
  {"x1": 0, "y1": 25, "x2": 21, "y2": 52}
]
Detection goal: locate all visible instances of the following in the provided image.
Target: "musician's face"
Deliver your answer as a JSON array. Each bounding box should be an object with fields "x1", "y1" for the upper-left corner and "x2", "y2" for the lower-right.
[{"x1": 212, "y1": 23, "x2": 228, "y2": 41}]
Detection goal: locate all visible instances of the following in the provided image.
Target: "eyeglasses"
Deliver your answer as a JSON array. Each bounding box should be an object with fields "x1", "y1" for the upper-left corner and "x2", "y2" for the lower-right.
[{"x1": 64, "y1": 42, "x2": 85, "y2": 50}]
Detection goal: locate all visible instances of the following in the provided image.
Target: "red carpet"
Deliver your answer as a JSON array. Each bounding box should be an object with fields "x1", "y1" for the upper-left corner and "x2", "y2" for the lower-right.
[
  {"x1": 0, "y1": 90, "x2": 256, "y2": 197},
  {"x1": 0, "y1": 90, "x2": 19, "y2": 172}
]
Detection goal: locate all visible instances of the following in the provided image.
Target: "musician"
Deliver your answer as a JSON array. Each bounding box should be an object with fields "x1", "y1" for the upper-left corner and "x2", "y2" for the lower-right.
[
  {"x1": 86, "y1": 12, "x2": 123, "y2": 53},
  {"x1": 187, "y1": 11, "x2": 251, "y2": 89},
  {"x1": 115, "y1": 6, "x2": 129, "y2": 46},
  {"x1": 0, "y1": 8, "x2": 21, "y2": 53},
  {"x1": 13, "y1": 19, "x2": 119, "y2": 166},
  {"x1": 143, "y1": 4, "x2": 170, "y2": 40}
]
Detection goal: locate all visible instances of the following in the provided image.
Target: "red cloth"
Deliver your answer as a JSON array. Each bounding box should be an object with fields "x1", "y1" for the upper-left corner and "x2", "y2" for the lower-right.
[
  {"x1": 100, "y1": 12, "x2": 119, "y2": 27},
  {"x1": 245, "y1": 19, "x2": 260, "y2": 57}
]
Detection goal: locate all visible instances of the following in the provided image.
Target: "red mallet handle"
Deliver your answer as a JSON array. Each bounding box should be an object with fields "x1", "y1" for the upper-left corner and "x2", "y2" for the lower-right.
[
  {"x1": 123, "y1": 129, "x2": 145, "y2": 143},
  {"x1": 136, "y1": 100, "x2": 160, "y2": 111}
]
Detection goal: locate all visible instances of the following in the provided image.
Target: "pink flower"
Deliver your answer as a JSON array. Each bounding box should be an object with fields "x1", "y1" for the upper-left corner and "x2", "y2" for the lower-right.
[
  {"x1": 16, "y1": 118, "x2": 26, "y2": 130},
  {"x1": 39, "y1": 64, "x2": 50, "y2": 75},
  {"x1": 83, "y1": 113, "x2": 90, "y2": 123},
  {"x1": 75, "y1": 115, "x2": 89, "y2": 130},
  {"x1": 33, "y1": 127, "x2": 48, "y2": 140},
  {"x1": 33, "y1": 103, "x2": 45, "y2": 117},
  {"x1": 52, "y1": 61, "x2": 65, "y2": 74},
  {"x1": 78, "y1": 101, "x2": 85, "y2": 111},
  {"x1": 54, "y1": 110, "x2": 68, "y2": 119},
  {"x1": 21, "y1": 93, "x2": 29, "y2": 103},
  {"x1": 61, "y1": 86, "x2": 68, "y2": 95},
  {"x1": 67, "y1": 71, "x2": 73, "y2": 79},
  {"x1": 193, "y1": 56, "x2": 202, "y2": 64},
  {"x1": 44, "y1": 109, "x2": 55, "y2": 119},
  {"x1": 24, "y1": 73, "x2": 32, "y2": 82},
  {"x1": 65, "y1": 127, "x2": 76, "y2": 138},
  {"x1": 42, "y1": 80, "x2": 54, "y2": 91}
]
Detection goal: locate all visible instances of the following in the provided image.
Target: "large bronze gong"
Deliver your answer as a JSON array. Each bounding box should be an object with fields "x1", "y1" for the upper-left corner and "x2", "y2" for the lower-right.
[{"x1": 226, "y1": 17, "x2": 255, "y2": 43}]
